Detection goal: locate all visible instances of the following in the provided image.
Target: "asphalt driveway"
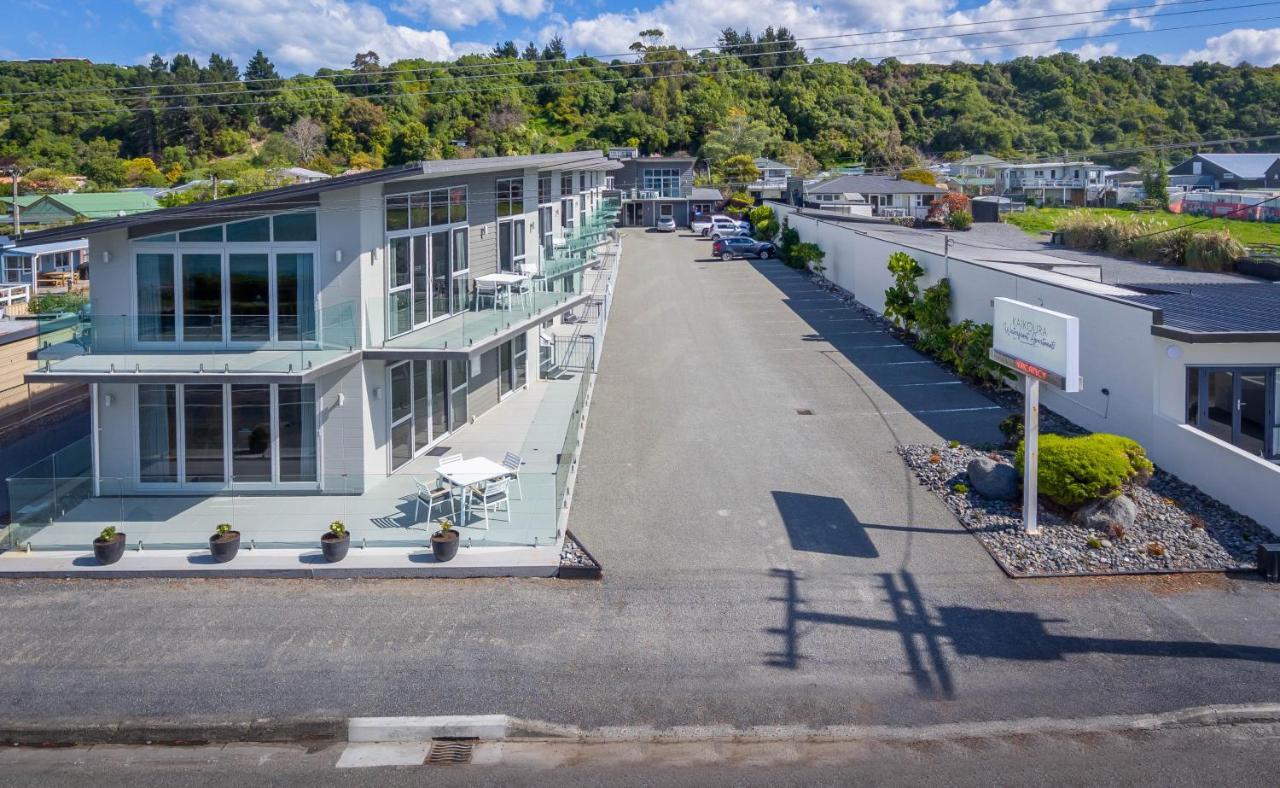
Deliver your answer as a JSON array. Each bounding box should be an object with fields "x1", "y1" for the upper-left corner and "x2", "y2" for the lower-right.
[{"x1": 0, "y1": 230, "x2": 1276, "y2": 731}]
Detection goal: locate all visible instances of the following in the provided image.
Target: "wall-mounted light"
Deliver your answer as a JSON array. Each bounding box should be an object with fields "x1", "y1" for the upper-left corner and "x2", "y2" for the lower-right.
[
  {"x1": 335, "y1": 249, "x2": 343, "y2": 264},
  {"x1": 372, "y1": 386, "x2": 382, "y2": 400},
  {"x1": 103, "y1": 393, "x2": 114, "y2": 407},
  {"x1": 1166, "y1": 345, "x2": 1183, "y2": 360},
  {"x1": 480, "y1": 226, "x2": 488, "y2": 238},
  {"x1": 336, "y1": 393, "x2": 345, "y2": 407},
  {"x1": 101, "y1": 250, "x2": 111, "y2": 264}
]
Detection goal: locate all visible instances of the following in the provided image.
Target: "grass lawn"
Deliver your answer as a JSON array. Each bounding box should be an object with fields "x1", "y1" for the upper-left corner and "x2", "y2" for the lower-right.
[{"x1": 1005, "y1": 207, "x2": 1280, "y2": 247}]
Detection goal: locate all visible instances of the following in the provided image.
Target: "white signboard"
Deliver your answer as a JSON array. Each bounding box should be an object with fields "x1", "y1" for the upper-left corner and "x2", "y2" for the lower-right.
[{"x1": 990, "y1": 298, "x2": 1082, "y2": 393}]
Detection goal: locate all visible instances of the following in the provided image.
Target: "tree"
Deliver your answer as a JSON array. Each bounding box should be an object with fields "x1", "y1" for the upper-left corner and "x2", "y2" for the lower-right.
[
  {"x1": 122, "y1": 156, "x2": 167, "y2": 187},
  {"x1": 1142, "y1": 159, "x2": 1170, "y2": 208},
  {"x1": 898, "y1": 168, "x2": 936, "y2": 186},
  {"x1": 927, "y1": 192, "x2": 971, "y2": 224},
  {"x1": 244, "y1": 50, "x2": 280, "y2": 90},
  {"x1": 492, "y1": 41, "x2": 518, "y2": 59},
  {"x1": 721, "y1": 154, "x2": 761, "y2": 186},
  {"x1": 700, "y1": 112, "x2": 778, "y2": 167},
  {"x1": 542, "y1": 36, "x2": 567, "y2": 60},
  {"x1": 521, "y1": 42, "x2": 540, "y2": 61},
  {"x1": 284, "y1": 118, "x2": 326, "y2": 161}
]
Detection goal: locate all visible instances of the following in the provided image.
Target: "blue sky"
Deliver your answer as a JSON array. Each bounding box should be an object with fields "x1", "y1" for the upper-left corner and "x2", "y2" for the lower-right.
[{"x1": 5, "y1": 0, "x2": 1279, "y2": 73}]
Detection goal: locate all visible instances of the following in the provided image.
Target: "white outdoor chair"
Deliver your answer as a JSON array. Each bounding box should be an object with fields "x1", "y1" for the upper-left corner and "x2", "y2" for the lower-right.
[
  {"x1": 502, "y1": 452, "x2": 524, "y2": 500},
  {"x1": 414, "y1": 479, "x2": 456, "y2": 524},
  {"x1": 467, "y1": 478, "x2": 509, "y2": 531}
]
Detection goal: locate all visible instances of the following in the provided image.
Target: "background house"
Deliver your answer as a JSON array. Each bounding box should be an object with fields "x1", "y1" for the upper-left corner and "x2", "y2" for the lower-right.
[
  {"x1": 997, "y1": 161, "x2": 1108, "y2": 206},
  {"x1": 19, "y1": 192, "x2": 159, "y2": 227},
  {"x1": 609, "y1": 155, "x2": 695, "y2": 227},
  {"x1": 947, "y1": 154, "x2": 1009, "y2": 195},
  {"x1": 1168, "y1": 153, "x2": 1280, "y2": 191},
  {"x1": 802, "y1": 174, "x2": 946, "y2": 220},
  {"x1": 748, "y1": 157, "x2": 794, "y2": 201}
]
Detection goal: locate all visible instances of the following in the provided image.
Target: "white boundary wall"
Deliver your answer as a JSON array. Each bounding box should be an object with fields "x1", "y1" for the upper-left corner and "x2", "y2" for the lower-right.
[{"x1": 773, "y1": 203, "x2": 1280, "y2": 534}]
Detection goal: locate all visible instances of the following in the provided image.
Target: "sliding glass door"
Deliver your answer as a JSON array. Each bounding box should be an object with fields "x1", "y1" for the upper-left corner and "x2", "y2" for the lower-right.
[
  {"x1": 1187, "y1": 366, "x2": 1278, "y2": 460},
  {"x1": 388, "y1": 359, "x2": 466, "y2": 470},
  {"x1": 137, "y1": 383, "x2": 318, "y2": 488}
]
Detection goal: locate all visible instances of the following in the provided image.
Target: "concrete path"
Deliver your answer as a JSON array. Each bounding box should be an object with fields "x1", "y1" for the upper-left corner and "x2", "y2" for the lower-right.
[{"x1": 0, "y1": 231, "x2": 1277, "y2": 733}]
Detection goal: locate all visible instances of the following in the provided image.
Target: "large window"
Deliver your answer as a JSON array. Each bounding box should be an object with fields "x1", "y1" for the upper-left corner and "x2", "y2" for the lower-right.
[
  {"x1": 497, "y1": 177, "x2": 523, "y2": 218},
  {"x1": 134, "y1": 213, "x2": 317, "y2": 347},
  {"x1": 642, "y1": 168, "x2": 683, "y2": 198},
  {"x1": 388, "y1": 359, "x2": 467, "y2": 469},
  {"x1": 560, "y1": 172, "x2": 574, "y2": 197},
  {"x1": 1186, "y1": 366, "x2": 1278, "y2": 460},
  {"x1": 137, "y1": 383, "x2": 316, "y2": 486},
  {"x1": 497, "y1": 177, "x2": 526, "y2": 274},
  {"x1": 538, "y1": 174, "x2": 552, "y2": 204},
  {"x1": 386, "y1": 187, "x2": 470, "y2": 337}
]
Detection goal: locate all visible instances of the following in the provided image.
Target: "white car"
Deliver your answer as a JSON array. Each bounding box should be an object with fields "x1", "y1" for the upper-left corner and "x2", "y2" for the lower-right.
[
  {"x1": 707, "y1": 216, "x2": 746, "y2": 240},
  {"x1": 691, "y1": 215, "x2": 714, "y2": 235}
]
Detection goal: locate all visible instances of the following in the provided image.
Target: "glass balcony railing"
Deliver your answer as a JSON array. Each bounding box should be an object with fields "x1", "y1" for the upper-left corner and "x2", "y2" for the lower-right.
[
  {"x1": 371, "y1": 285, "x2": 584, "y2": 352},
  {"x1": 32, "y1": 300, "x2": 359, "y2": 376}
]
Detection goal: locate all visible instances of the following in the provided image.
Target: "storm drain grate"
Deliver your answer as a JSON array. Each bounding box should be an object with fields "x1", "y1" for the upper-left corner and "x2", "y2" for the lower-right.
[
  {"x1": 795, "y1": 408, "x2": 814, "y2": 416},
  {"x1": 424, "y1": 738, "x2": 476, "y2": 765}
]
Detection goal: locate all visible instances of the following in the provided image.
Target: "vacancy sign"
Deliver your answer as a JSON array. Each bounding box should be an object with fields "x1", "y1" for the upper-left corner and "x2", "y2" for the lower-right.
[{"x1": 990, "y1": 298, "x2": 1082, "y2": 393}]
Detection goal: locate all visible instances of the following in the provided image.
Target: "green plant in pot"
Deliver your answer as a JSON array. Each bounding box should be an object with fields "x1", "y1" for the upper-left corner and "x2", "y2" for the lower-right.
[
  {"x1": 209, "y1": 522, "x2": 241, "y2": 563},
  {"x1": 321, "y1": 520, "x2": 350, "y2": 563},
  {"x1": 93, "y1": 525, "x2": 127, "y2": 566},
  {"x1": 431, "y1": 518, "x2": 460, "y2": 563}
]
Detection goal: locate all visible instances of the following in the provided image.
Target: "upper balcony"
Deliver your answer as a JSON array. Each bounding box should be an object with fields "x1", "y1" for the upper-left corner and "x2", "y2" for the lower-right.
[
  {"x1": 29, "y1": 301, "x2": 359, "y2": 381},
  {"x1": 620, "y1": 185, "x2": 693, "y2": 200}
]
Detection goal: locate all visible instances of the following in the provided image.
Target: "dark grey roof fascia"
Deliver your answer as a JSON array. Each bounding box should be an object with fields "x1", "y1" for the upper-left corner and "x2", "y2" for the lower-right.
[
  {"x1": 16, "y1": 151, "x2": 615, "y2": 245},
  {"x1": 1150, "y1": 325, "x2": 1280, "y2": 343}
]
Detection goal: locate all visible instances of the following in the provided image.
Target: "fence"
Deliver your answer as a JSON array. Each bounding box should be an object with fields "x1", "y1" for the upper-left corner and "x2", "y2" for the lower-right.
[{"x1": 2, "y1": 434, "x2": 93, "y2": 548}]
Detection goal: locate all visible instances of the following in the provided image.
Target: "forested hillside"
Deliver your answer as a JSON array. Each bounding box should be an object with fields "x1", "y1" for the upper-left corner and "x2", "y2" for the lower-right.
[{"x1": 1, "y1": 29, "x2": 1277, "y2": 197}]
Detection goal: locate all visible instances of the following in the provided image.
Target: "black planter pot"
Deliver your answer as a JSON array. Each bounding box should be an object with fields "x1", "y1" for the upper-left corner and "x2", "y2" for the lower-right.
[
  {"x1": 321, "y1": 532, "x2": 350, "y2": 563},
  {"x1": 93, "y1": 533, "x2": 126, "y2": 565},
  {"x1": 431, "y1": 530, "x2": 460, "y2": 563},
  {"x1": 209, "y1": 530, "x2": 241, "y2": 563}
]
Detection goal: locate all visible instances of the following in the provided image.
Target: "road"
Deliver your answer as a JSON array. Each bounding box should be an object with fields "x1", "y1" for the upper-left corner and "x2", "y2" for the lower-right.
[
  {"x1": 3, "y1": 724, "x2": 1279, "y2": 786},
  {"x1": 0, "y1": 230, "x2": 1277, "y2": 732}
]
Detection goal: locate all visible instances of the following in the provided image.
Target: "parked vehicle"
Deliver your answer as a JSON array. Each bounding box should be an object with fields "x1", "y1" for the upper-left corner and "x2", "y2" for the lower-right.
[
  {"x1": 737, "y1": 219, "x2": 753, "y2": 235},
  {"x1": 708, "y1": 217, "x2": 746, "y2": 240},
  {"x1": 656, "y1": 216, "x2": 677, "y2": 232},
  {"x1": 691, "y1": 215, "x2": 714, "y2": 235},
  {"x1": 712, "y1": 236, "x2": 777, "y2": 260}
]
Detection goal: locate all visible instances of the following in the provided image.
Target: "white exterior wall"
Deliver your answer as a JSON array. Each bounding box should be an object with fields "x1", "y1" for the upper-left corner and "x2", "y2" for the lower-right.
[{"x1": 774, "y1": 203, "x2": 1280, "y2": 534}]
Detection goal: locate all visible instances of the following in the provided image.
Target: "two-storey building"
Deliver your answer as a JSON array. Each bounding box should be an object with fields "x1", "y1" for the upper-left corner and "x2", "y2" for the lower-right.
[
  {"x1": 7, "y1": 151, "x2": 620, "y2": 554},
  {"x1": 997, "y1": 161, "x2": 1108, "y2": 206},
  {"x1": 747, "y1": 158, "x2": 794, "y2": 201},
  {"x1": 608, "y1": 154, "x2": 695, "y2": 227}
]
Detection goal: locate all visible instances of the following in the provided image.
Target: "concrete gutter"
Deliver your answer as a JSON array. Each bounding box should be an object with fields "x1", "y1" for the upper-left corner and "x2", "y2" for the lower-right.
[{"x1": 5, "y1": 704, "x2": 1280, "y2": 747}]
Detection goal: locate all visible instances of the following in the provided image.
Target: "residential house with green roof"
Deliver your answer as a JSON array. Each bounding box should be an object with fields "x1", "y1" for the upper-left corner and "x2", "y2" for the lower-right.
[{"x1": 18, "y1": 192, "x2": 160, "y2": 227}]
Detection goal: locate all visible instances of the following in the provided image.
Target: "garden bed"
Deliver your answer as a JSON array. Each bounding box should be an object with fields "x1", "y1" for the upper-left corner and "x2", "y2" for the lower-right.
[
  {"x1": 558, "y1": 530, "x2": 602, "y2": 580},
  {"x1": 900, "y1": 444, "x2": 1272, "y2": 577}
]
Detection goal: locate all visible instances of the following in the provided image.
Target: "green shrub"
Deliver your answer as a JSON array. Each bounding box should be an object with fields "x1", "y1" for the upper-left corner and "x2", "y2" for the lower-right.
[
  {"x1": 915, "y1": 278, "x2": 952, "y2": 358},
  {"x1": 884, "y1": 251, "x2": 924, "y2": 330},
  {"x1": 949, "y1": 320, "x2": 1003, "y2": 386},
  {"x1": 28, "y1": 292, "x2": 89, "y2": 315},
  {"x1": 1015, "y1": 433, "x2": 1154, "y2": 509},
  {"x1": 948, "y1": 210, "x2": 973, "y2": 231}
]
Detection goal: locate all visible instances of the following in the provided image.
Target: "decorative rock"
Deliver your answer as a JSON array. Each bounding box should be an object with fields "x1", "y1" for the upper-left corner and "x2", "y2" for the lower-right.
[
  {"x1": 966, "y1": 457, "x2": 1020, "y2": 501},
  {"x1": 1075, "y1": 495, "x2": 1137, "y2": 532}
]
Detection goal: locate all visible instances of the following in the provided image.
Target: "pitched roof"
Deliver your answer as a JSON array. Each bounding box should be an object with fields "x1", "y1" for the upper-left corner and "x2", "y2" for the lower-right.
[
  {"x1": 690, "y1": 187, "x2": 723, "y2": 201},
  {"x1": 807, "y1": 174, "x2": 946, "y2": 195},
  {"x1": 1195, "y1": 153, "x2": 1280, "y2": 179},
  {"x1": 954, "y1": 154, "x2": 1008, "y2": 167},
  {"x1": 16, "y1": 150, "x2": 616, "y2": 246},
  {"x1": 753, "y1": 157, "x2": 793, "y2": 170},
  {"x1": 39, "y1": 191, "x2": 160, "y2": 218},
  {"x1": 0, "y1": 195, "x2": 43, "y2": 208},
  {"x1": 2, "y1": 238, "x2": 88, "y2": 257}
]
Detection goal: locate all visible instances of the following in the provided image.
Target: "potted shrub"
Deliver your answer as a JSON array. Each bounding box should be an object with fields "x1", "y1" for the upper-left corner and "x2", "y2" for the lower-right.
[
  {"x1": 209, "y1": 522, "x2": 240, "y2": 563},
  {"x1": 431, "y1": 518, "x2": 459, "y2": 563},
  {"x1": 321, "y1": 520, "x2": 350, "y2": 563},
  {"x1": 93, "y1": 525, "x2": 127, "y2": 565}
]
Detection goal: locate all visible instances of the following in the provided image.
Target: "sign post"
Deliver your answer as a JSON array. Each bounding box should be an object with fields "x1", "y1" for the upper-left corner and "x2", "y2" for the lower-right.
[{"x1": 989, "y1": 298, "x2": 1081, "y2": 535}]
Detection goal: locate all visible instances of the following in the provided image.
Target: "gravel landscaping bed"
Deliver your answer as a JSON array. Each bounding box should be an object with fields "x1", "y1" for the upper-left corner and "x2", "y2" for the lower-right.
[
  {"x1": 559, "y1": 530, "x2": 602, "y2": 579},
  {"x1": 900, "y1": 444, "x2": 1273, "y2": 577}
]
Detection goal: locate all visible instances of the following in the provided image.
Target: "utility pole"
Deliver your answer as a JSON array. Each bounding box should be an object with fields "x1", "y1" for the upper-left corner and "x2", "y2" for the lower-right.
[{"x1": 4, "y1": 164, "x2": 21, "y2": 238}]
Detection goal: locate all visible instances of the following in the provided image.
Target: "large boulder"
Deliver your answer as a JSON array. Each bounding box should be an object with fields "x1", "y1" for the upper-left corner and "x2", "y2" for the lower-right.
[
  {"x1": 966, "y1": 457, "x2": 1020, "y2": 501},
  {"x1": 1075, "y1": 494, "x2": 1137, "y2": 532}
]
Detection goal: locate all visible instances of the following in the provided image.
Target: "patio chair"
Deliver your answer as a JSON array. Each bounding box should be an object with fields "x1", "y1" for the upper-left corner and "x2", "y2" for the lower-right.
[
  {"x1": 473, "y1": 279, "x2": 502, "y2": 311},
  {"x1": 467, "y1": 478, "x2": 509, "y2": 531},
  {"x1": 414, "y1": 479, "x2": 456, "y2": 524},
  {"x1": 511, "y1": 278, "x2": 533, "y2": 311},
  {"x1": 501, "y1": 451, "x2": 524, "y2": 500}
]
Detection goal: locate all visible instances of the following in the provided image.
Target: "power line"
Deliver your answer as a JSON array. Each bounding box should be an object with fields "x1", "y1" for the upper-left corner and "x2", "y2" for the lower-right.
[
  {"x1": 0, "y1": 0, "x2": 1223, "y2": 101},
  {"x1": 5, "y1": 13, "x2": 1275, "y2": 118}
]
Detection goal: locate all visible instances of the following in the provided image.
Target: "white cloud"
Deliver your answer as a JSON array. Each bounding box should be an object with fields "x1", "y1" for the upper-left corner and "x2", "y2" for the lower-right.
[
  {"x1": 135, "y1": 0, "x2": 457, "y2": 72},
  {"x1": 394, "y1": 0, "x2": 546, "y2": 30},
  {"x1": 1070, "y1": 42, "x2": 1119, "y2": 61},
  {"x1": 1178, "y1": 27, "x2": 1280, "y2": 66},
  {"x1": 539, "y1": 0, "x2": 1154, "y2": 65}
]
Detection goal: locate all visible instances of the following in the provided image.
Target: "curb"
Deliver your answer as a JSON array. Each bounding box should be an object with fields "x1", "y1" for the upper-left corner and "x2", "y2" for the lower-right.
[{"x1": 3, "y1": 704, "x2": 1280, "y2": 748}]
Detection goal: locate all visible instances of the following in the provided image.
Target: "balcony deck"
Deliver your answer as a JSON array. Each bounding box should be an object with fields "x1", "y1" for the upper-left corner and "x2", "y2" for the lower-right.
[{"x1": 378, "y1": 290, "x2": 587, "y2": 354}]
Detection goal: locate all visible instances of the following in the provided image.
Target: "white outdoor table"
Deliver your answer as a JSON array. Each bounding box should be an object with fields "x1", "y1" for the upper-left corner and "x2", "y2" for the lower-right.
[
  {"x1": 474, "y1": 273, "x2": 529, "y2": 311},
  {"x1": 435, "y1": 457, "x2": 510, "y2": 488}
]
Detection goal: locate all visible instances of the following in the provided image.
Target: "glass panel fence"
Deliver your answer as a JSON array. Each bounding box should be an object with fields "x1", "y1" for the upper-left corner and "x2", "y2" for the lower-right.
[{"x1": 31, "y1": 300, "x2": 358, "y2": 376}]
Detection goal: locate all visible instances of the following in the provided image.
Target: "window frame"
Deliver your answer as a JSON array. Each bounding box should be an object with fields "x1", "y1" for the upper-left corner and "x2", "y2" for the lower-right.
[{"x1": 1185, "y1": 365, "x2": 1278, "y2": 461}]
